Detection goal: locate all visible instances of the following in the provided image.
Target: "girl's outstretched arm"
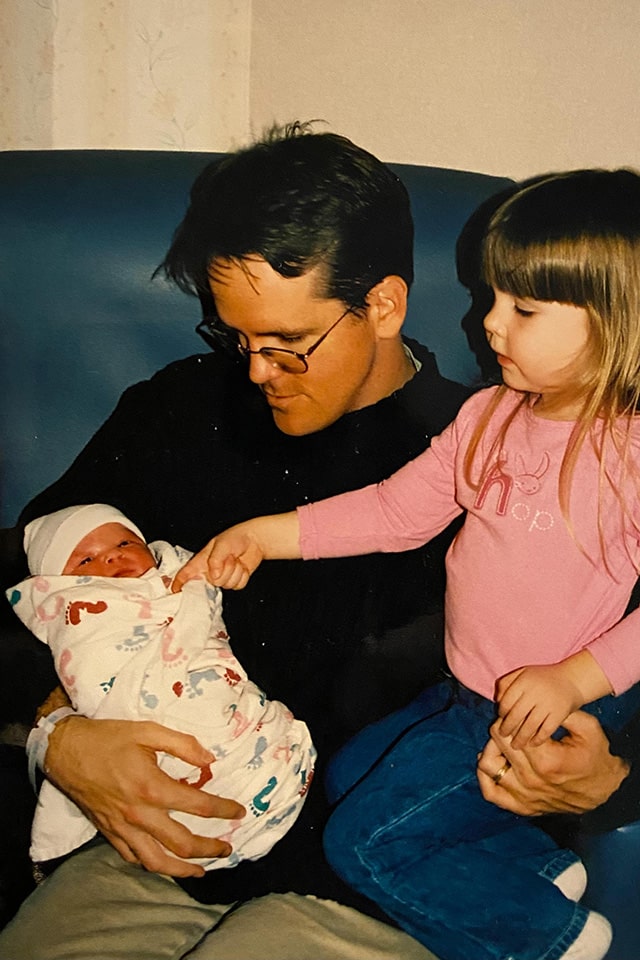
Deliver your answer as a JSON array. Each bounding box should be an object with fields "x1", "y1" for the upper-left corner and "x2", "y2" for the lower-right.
[{"x1": 172, "y1": 512, "x2": 300, "y2": 592}]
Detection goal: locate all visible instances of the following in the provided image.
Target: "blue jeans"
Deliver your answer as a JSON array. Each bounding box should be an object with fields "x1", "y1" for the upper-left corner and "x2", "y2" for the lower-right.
[{"x1": 324, "y1": 679, "x2": 640, "y2": 960}]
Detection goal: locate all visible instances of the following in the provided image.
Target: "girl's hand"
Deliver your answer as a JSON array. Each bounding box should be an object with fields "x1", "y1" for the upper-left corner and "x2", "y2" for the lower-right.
[
  {"x1": 172, "y1": 524, "x2": 266, "y2": 593},
  {"x1": 496, "y1": 651, "x2": 612, "y2": 748},
  {"x1": 495, "y1": 663, "x2": 583, "y2": 748},
  {"x1": 171, "y1": 511, "x2": 301, "y2": 594}
]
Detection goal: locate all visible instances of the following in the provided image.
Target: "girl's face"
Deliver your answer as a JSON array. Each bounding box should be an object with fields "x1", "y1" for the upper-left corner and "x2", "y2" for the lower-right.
[
  {"x1": 63, "y1": 522, "x2": 156, "y2": 578},
  {"x1": 484, "y1": 288, "x2": 592, "y2": 419}
]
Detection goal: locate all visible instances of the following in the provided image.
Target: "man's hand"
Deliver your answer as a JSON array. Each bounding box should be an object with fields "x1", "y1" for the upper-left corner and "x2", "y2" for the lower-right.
[
  {"x1": 477, "y1": 709, "x2": 629, "y2": 816},
  {"x1": 46, "y1": 716, "x2": 245, "y2": 877}
]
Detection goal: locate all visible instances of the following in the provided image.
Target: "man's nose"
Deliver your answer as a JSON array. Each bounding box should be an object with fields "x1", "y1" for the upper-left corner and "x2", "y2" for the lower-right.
[{"x1": 247, "y1": 352, "x2": 283, "y2": 385}]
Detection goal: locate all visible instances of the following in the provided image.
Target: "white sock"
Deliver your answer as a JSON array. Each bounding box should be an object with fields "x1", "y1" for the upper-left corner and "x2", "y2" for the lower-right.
[
  {"x1": 553, "y1": 861, "x2": 588, "y2": 901},
  {"x1": 559, "y1": 911, "x2": 612, "y2": 960}
]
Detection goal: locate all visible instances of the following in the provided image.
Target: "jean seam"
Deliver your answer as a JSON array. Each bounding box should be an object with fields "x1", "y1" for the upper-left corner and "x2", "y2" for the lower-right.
[
  {"x1": 537, "y1": 848, "x2": 580, "y2": 883},
  {"x1": 355, "y1": 770, "x2": 476, "y2": 913},
  {"x1": 536, "y1": 905, "x2": 590, "y2": 960}
]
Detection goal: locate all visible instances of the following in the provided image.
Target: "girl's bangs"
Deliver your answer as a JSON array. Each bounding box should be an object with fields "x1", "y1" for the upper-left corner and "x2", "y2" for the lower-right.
[{"x1": 483, "y1": 230, "x2": 590, "y2": 306}]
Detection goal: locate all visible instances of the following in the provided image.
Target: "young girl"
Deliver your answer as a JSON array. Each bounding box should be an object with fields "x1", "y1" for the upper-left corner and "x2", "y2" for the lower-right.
[{"x1": 173, "y1": 168, "x2": 640, "y2": 960}]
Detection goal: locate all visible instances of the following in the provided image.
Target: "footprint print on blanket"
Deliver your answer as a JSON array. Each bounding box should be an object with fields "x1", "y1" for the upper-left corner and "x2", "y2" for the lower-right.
[
  {"x1": 250, "y1": 776, "x2": 278, "y2": 816},
  {"x1": 65, "y1": 599, "x2": 108, "y2": 625},
  {"x1": 179, "y1": 764, "x2": 213, "y2": 789},
  {"x1": 246, "y1": 735, "x2": 268, "y2": 769},
  {"x1": 116, "y1": 623, "x2": 150, "y2": 653}
]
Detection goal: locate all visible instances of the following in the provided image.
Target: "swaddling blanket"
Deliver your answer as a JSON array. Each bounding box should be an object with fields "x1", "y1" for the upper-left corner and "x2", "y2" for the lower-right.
[{"x1": 8, "y1": 541, "x2": 315, "y2": 866}]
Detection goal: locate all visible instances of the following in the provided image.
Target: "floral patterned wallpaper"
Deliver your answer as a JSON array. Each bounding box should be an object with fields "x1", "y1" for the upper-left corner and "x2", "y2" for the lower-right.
[{"x1": 0, "y1": 0, "x2": 252, "y2": 150}]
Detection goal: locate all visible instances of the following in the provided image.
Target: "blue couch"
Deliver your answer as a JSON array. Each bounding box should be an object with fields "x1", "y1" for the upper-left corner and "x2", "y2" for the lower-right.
[{"x1": 0, "y1": 150, "x2": 638, "y2": 957}]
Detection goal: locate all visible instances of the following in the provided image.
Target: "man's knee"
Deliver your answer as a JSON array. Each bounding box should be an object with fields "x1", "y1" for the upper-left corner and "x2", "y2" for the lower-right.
[{"x1": 0, "y1": 843, "x2": 225, "y2": 960}]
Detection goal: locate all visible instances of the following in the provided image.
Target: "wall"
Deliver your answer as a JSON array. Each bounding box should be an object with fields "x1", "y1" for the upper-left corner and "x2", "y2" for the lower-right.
[
  {"x1": 0, "y1": 0, "x2": 252, "y2": 152},
  {"x1": 1, "y1": 0, "x2": 638, "y2": 177},
  {"x1": 0, "y1": 0, "x2": 640, "y2": 177},
  {"x1": 250, "y1": 0, "x2": 640, "y2": 179}
]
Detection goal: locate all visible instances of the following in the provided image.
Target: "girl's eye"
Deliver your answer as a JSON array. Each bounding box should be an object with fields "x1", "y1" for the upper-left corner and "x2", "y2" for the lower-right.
[
  {"x1": 78, "y1": 556, "x2": 93, "y2": 567},
  {"x1": 118, "y1": 540, "x2": 134, "y2": 547},
  {"x1": 514, "y1": 304, "x2": 534, "y2": 317}
]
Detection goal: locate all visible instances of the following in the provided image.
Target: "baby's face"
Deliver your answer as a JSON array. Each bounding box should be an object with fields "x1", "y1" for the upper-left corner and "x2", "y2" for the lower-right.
[{"x1": 63, "y1": 522, "x2": 157, "y2": 578}]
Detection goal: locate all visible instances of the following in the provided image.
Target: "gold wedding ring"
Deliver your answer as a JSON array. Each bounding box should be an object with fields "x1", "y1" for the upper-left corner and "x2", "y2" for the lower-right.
[{"x1": 492, "y1": 760, "x2": 511, "y2": 785}]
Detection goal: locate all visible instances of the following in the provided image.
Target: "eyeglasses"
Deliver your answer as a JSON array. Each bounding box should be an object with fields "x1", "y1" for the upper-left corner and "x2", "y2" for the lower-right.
[{"x1": 196, "y1": 305, "x2": 355, "y2": 374}]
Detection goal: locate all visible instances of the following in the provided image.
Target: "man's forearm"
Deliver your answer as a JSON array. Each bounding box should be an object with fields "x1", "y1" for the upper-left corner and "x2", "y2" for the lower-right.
[
  {"x1": 577, "y1": 755, "x2": 637, "y2": 832},
  {"x1": 579, "y1": 714, "x2": 640, "y2": 831},
  {"x1": 27, "y1": 705, "x2": 77, "y2": 788},
  {"x1": 26, "y1": 686, "x2": 75, "y2": 787}
]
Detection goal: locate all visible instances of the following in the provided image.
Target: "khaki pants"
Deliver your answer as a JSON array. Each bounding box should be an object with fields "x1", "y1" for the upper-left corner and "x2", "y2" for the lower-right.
[{"x1": 0, "y1": 843, "x2": 438, "y2": 960}]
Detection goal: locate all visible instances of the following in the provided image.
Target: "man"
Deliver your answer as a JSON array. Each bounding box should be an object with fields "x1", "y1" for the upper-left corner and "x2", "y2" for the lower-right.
[{"x1": 0, "y1": 124, "x2": 636, "y2": 959}]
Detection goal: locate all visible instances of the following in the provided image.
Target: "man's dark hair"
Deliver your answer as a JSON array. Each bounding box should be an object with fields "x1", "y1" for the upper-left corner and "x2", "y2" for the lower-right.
[{"x1": 159, "y1": 121, "x2": 414, "y2": 308}]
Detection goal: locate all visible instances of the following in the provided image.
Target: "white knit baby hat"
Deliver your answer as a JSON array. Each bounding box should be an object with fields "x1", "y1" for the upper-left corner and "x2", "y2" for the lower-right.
[{"x1": 24, "y1": 504, "x2": 146, "y2": 576}]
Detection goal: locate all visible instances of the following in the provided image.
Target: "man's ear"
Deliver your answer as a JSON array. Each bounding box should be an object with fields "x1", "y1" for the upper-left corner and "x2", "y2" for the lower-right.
[{"x1": 366, "y1": 275, "x2": 408, "y2": 340}]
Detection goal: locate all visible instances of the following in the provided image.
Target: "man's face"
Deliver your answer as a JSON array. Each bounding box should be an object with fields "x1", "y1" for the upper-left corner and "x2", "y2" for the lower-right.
[{"x1": 208, "y1": 257, "x2": 387, "y2": 436}]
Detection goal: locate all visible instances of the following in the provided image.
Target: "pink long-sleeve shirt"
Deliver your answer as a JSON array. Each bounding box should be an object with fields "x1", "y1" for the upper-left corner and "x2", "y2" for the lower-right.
[{"x1": 299, "y1": 387, "x2": 640, "y2": 700}]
